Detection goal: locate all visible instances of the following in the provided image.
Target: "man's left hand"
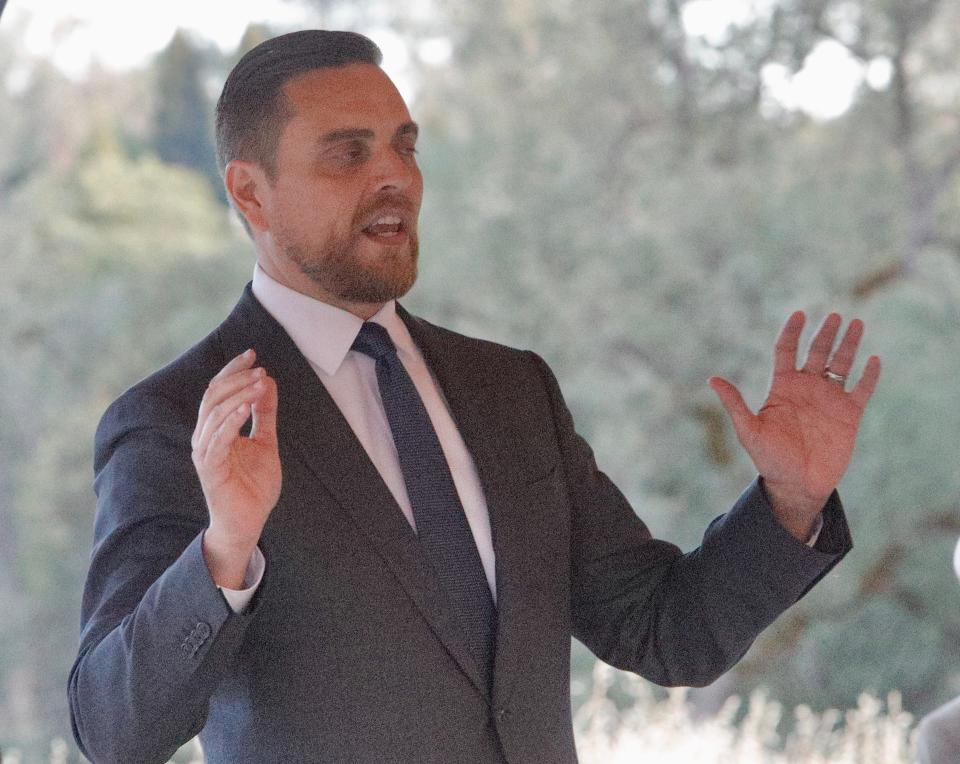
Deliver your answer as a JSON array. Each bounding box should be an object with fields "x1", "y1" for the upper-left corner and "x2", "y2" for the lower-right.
[{"x1": 709, "y1": 311, "x2": 881, "y2": 541}]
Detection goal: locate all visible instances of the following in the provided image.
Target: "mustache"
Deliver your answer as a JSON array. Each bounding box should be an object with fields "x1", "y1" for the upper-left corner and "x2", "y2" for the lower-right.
[{"x1": 353, "y1": 193, "x2": 419, "y2": 231}]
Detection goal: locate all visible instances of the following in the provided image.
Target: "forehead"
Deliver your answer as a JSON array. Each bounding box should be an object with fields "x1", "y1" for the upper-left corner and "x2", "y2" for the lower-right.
[{"x1": 281, "y1": 63, "x2": 412, "y2": 132}]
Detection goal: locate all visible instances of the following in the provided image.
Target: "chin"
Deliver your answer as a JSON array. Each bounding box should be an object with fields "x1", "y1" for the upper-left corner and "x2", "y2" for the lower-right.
[{"x1": 378, "y1": 263, "x2": 418, "y2": 301}]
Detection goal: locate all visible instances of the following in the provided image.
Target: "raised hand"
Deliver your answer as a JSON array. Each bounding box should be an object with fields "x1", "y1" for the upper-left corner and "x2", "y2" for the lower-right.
[
  {"x1": 192, "y1": 348, "x2": 280, "y2": 587},
  {"x1": 709, "y1": 312, "x2": 881, "y2": 540}
]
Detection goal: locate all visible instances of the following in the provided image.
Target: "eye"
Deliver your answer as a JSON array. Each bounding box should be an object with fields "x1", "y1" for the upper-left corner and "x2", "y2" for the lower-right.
[
  {"x1": 343, "y1": 145, "x2": 368, "y2": 162},
  {"x1": 326, "y1": 141, "x2": 369, "y2": 165}
]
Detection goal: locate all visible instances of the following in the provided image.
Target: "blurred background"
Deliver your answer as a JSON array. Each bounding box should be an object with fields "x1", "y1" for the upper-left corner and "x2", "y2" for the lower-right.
[{"x1": 1, "y1": 0, "x2": 959, "y2": 761}]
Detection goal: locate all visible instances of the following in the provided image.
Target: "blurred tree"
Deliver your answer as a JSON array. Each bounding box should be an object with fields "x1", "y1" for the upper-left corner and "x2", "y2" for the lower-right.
[
  {"x1": 235, "y1": 23, "x2": 276, "y2": 61},
  {"x1": 152, "y1": 29, "x2": 222, "y2": 196}
]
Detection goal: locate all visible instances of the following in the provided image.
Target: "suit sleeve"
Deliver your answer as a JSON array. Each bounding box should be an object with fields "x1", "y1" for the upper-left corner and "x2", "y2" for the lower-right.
[
  {"x1": 526, "y1": 351, "x2": 851, "y2": 687},
  {"x1": 68, "y1": 390, "x2": 263, "y2": 763}
]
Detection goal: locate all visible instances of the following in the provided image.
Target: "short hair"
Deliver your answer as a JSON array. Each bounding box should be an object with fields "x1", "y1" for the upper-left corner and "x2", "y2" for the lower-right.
[{"x1": 215, "y1": 30, "x2": 382, "y2": 181}]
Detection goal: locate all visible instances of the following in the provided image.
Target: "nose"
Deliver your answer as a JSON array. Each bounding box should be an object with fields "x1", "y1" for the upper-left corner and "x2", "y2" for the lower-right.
[{"x1": 370, "y1": 146, "x2": 419, "y2": 195}]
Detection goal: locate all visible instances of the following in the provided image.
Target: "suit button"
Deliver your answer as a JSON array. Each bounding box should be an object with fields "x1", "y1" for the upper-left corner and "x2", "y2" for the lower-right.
[{"x1": 194, "y1": 622, "x2": 211, "y2": 640}]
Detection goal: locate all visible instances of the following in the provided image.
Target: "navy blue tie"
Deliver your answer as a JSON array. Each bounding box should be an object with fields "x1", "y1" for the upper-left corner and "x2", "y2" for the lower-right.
[{"x1": 351, "y1": 322, "x2": 496, "y2": 687}]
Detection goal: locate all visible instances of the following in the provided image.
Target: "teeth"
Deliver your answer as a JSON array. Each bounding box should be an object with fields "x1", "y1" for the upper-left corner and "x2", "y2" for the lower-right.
[{"x1": 374, "y1": 216, "x2": 401, "y2": 226}]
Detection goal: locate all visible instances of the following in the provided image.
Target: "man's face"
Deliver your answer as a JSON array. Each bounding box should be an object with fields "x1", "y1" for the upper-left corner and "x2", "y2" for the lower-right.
[{"x1": 263, "y1": 64, "x2": 423, "y2": 307}]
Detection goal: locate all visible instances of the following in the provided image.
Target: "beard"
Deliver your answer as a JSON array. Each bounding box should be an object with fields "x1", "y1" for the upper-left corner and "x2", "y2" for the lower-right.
[
  {"x1": 286, "y1": 231, "x2": 419, "y2": 304},
  {"x1": 281, "y1": 196, "x2": 419, "y2": 304}
]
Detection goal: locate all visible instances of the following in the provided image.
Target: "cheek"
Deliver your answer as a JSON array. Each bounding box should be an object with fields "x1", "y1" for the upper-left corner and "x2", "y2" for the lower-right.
[
  {"x1": 305, "y1": 179, "x2": 365, "y2": 227},
  {"x1": 276, "y1": 188, "x2": 355, "y2": 233}
]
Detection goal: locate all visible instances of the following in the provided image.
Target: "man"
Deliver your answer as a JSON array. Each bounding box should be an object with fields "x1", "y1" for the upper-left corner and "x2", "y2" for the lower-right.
[{"x1": 68, "y1": 30, "x2": 881, "y2": 764}]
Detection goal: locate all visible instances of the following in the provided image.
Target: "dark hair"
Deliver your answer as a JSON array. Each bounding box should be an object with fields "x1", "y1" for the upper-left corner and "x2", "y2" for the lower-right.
[{"x1": 215, "y1": 30, "x2": 382, "y2": 181}]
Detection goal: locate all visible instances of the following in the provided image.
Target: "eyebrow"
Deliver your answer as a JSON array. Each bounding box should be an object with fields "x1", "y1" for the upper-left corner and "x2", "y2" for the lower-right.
[
  {"x1": 319, "y1": 122, "x2": 419, "y2": 144},
  {"x1": 396, "y1": 122, "x2": 419, "y2": 140}
]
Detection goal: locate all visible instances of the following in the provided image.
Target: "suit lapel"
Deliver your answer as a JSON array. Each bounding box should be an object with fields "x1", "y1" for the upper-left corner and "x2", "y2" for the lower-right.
[
  {"x1": 220, "y1": 287, "x2": 492, "y2": 699},
  {"x1": 400, "y1": 308, "x2": 550, "y2": 712}
]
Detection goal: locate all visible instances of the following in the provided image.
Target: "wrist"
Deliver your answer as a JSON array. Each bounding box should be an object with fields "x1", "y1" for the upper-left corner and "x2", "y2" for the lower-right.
[
  {"x1": 760, "y1": 477, "x2": 828, "y2": 542},
  {"x1": 205, "y1": 519, "x2": 261, "y2": 551},
  {"x1": 202, "y1": 525, "x2": 260, "y2": 589}
]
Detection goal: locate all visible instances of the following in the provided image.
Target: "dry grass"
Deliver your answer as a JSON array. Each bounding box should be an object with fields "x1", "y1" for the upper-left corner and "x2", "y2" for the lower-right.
[{"x1": 575, "y1": 662, "x2": 918, "y2": 763}]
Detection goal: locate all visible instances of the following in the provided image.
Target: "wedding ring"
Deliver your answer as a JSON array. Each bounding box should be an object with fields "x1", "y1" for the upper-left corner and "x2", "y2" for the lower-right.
[{"x1": 823, "y1": 369, "x2": 846, "y2": 384}]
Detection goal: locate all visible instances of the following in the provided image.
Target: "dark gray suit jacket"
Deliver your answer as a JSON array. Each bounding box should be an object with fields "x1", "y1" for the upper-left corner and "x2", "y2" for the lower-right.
[{"x1": 69, "y1": 285, "x2": 851, "y2": 763}]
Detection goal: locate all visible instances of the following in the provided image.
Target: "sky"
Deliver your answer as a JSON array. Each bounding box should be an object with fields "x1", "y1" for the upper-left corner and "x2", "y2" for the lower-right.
[
  {"x1": 4, "y1": 0, "x2": 425, "y2": 100},
  {"x1": 681, "y1": 0, "x2": 891, "y2": 119},
  {"x1": 12, "y1": 0, "x2": 313, "y2": 71},
  {"x1": 4, "y1": 0, "x2": 890, "y2": 120}
]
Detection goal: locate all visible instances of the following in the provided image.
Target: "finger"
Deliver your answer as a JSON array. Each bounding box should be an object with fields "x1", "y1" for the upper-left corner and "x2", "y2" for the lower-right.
[
  {"x1": 214, "y1": 348, "x2": 257, "y2": 381},
  {"x1": 249, "y1": 375, "x2": 278, "y2": 444},
  {"x1": 196, "y1": 380, "x2": 263, "y2": 455},
  {"x1": 194, "y1": 380, "x2": 264, "y2": 460},
  {"x1": 773, "y1": 311, "x2": 805, "y2": 374},
  {"x1": 708, "y1": 376, "x2": 757, "y2": 445},
  {"x1": 850, "y1": 355, "x2": 881, "y2": 409},
  {"x1": 825, "y1": 319, "x2": 864, "y2": 378},
  {"x1": 192, "y1": 348, "x2": 257, "y2": 444},
  {"x1": 194, "y1": 366, "x2": 265, "y2": 445},
  {"x1": 203, "y1": 402, "x2": 253, "y2": 470},
  {"x1": 801, "y1": 312, "x2": 843, "y2": 373}
]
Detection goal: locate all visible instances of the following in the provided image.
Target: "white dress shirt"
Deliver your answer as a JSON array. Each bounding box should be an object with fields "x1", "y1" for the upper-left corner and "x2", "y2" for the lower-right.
[{"x1": 217, "y1": 265, "x2": 496, "y2": 612}]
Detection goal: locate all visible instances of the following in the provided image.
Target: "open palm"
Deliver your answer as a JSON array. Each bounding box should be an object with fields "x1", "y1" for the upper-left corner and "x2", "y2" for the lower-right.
[{"x1": 710, "y1": 311, "x2": 881, "y2": 531}]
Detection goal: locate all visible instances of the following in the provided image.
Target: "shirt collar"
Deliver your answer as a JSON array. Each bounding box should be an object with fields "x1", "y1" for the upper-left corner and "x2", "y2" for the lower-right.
[{"x1": 251, "y1": 264, "x2": 410, "y2": 375}]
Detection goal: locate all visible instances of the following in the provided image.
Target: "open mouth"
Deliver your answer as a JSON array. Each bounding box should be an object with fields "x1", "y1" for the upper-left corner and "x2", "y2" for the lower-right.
[{"x1": 362, "y1": 215, "x2": 407, "y2": 243}]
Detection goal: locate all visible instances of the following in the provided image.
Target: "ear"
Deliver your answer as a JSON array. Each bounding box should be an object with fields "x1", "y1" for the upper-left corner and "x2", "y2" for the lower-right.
[{"x1": 224, "y1": 160, "x2": 271, "y2": 232}]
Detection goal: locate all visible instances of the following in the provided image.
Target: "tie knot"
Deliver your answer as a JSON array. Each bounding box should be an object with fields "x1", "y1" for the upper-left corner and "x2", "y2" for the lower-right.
[{"x1": 351, "y1": 321, "x2": 397, "y2": 362}]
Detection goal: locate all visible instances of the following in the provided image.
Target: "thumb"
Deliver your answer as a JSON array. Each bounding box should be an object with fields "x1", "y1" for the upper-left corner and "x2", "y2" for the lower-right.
[
  {"x1": 708, "y1": 376, "x2": 756, "y2": 445},
  {"x1": 249, "y1": 374, "x2": 278, "y2": 444}
]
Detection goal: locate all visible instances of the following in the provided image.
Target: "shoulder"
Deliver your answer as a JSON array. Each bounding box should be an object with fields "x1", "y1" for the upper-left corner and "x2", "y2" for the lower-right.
[
  {"x1": 93, "y1": 317, "x2": 233, "y2": 472},
  {"x1": 400, "y1": 309, "x2": 566, "y2": 435},
  {"x1": 400, "y1": 307, "x2": 549, "y2": 380},
  {"x1": 94, "y1": 285, "x2": 275, "y2": 450}
]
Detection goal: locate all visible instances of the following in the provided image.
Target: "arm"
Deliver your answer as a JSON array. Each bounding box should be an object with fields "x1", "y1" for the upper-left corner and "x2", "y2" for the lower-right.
[
  {"x1": 69, "y1": 350, "x2": 279, "y2": 763},
  {"x1": 534, "y1": 311, "x2": 878, "y2": 687},
  {"x1": 530, "y1": 352, "x2": 849, "y2": 687}
]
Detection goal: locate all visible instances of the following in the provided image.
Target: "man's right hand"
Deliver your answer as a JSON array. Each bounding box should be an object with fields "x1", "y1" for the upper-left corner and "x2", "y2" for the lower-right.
[{"x1": 193, "y1": 348, "x2": 280, "y2": 589}]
